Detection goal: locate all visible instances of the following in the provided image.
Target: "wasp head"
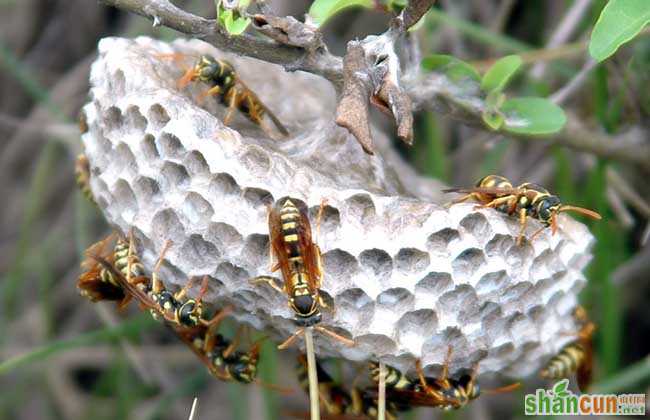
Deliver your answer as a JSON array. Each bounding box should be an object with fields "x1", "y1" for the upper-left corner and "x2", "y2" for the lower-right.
[
  {"x1": 290, "y1": 291, "x2": 321, "y2": 326},
  {"x1": 535, "y1": 195, "x2": 562, "y2": 226}
]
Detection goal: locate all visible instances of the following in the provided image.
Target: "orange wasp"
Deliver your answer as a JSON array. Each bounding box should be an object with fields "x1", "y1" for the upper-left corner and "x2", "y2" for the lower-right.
[
  {"x1": 540, "y1": 305, "x2": 596, "y2": 391},
  {"x1": 177, "y1": 54, "x2": 289, "y2": 138},
  {"x1": 371, "y1": 347, "x2": 520, "y2": 411},
  {"x1": 77, "y1": 233, "x2": 145, "y2": 305},
  {"x1": 78, "y1": 234, "x2": 127, "y2": 305},
  {"x1": 251, "y1": 198, "x2": 354, "y2": 349},
  {"x1": 444, "y1": 175, "x2": 601, "y2": 245},
  {"x1": 87, "y1": 244, "x2": 269, "y2": 386}
]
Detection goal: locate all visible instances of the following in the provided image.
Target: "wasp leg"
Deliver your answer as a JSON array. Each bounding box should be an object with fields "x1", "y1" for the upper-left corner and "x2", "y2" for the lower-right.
[
  {"x1": 223, "y1": 326, "x2": 243, "y2": 358},
  {"x1": 202, "y1": 305, "x2": 233, "y2": 328},
  {"x1": 529, "y1": 226, "x2": 546, "y2": 242},
  {"x1": 150, "y1": 239, "x2": 173, "y2": 292},
  {"x1": 315, "y1": 198, "x2": 328, "y2": 242},
  {"x1": 223, "y1": 87, "x2": 239, "y2": 126},
  {"x1": 516, "y1": 208, "x2": 528, "y2": 246},
  {"x1": 249, "y1": 275, "x2": 285, "y2": 294},
  {"x1": 314, "y1": 326, "x2": 355, "y2": 346},
  {"x1": 416, "y1": 357, "x2": 446, "y2": 402},
  {"x1": 278, "y1": 328, "x2": 305, "y2": 350},
  {"x1": 438, "y1": 345, "x2": 453, "y2": 387},
  {"x1": 205, "y1": 85, "x2": 222, "y2": 97},
  {"x1": 195, "y1": 85, "x2": 223, "y2": 105},
  {"x1": 173, "y1": 277, "x2": 196, "y2": 302},
  {"x1": 475, "y1": 195, "x2": 515, "y2": 211}
]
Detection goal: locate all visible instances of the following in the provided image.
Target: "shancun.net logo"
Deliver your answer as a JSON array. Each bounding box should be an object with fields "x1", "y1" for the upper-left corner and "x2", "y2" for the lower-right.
[{"x1": 524, "y1": 379, "x2": 646, "y2": 416}]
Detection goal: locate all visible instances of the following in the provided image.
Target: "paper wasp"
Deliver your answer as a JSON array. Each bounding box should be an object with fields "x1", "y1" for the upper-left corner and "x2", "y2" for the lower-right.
[
  {"x1": 540, "y1": 305, "x2": 596, "y2": 391},
  {"x1": 444, "y1": 174, "x2": 602, "y2": 245},
  {"x1": 78, "y1": 233, "x2": 148, "y2": 305},
  {"x1": 86, "y1": 235, "x2": 220, "y2": 330},
  {"x1": 74, "y1": 154, "x2": 96, "y2": 205},
  {"x1": 251, "y1": 198, "x2": 354, "y2": 349},
  {"x1": 78, "y1": 234, "x2": 128, "y2": 304},
  {"x1": 86, "y1": 245, "x2": 264, "y2": 385},
  {"x1": 174, "y1": 54, "x2": 288, "y2": 138},
  {"x1": 370, "y1": 348, "x2": 520, "y2": 411},
  {"x1": 174, "y1": 319, "x2": 262, "y2": 384}
]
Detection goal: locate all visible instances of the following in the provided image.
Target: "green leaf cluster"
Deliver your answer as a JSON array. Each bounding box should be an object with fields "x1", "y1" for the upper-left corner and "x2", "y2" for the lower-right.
[
  {"x1": 215, "y1": 0, "x2": 251, "y2": 36},
  {"x1": 422, "y1": 54, "x2": 566, "y2": 135}
]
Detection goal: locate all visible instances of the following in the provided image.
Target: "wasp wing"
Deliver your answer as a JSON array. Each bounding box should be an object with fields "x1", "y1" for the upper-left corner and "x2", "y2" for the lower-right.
[
  {"x1": 443, "y1": 186, "x2": 521, "y2": 196},
  {"x1": 235, "y1": 78, "x2": 289, "y2": 135},
  {"x1": 576, "y1": 339, "x2": 594, "y2": 392}
]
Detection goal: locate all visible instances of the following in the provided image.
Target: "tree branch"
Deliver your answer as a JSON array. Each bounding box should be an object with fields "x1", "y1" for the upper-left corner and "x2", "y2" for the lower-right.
[
  {"x1": 98, "y1": 0, "x2": 650, "y2": 171},
  {"x1": 99, "y1": 0, "x2": 343, "y2": 88}
]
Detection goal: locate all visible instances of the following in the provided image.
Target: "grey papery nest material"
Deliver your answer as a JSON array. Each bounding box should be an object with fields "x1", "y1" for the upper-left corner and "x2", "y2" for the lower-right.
[{"x1": 81, "y1": 37, "x2": 594, "y2": 379}]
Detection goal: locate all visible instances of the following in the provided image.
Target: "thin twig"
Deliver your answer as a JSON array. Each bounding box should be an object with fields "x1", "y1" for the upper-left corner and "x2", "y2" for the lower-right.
[
  {"x1": 531, "y1": 0, "x2": 592, "y2": 78},
  {"x1": 377, "y1": 361, "x2": 386, "y2": 420},
  {"x1": 489, "y1": 0, "x2": 516, "y2": 34},
  {"x1": 551, "y1": 58, "x2": 597, "y2": 104},
  {"x1": 187, "y1": 397, "x2": 199, "y2": 420},
  {"x1": 98, "y1": 0, "x2": 344, "y2": 88},
  {"x1": 304, "y1": 327, "x2": 320, "y2": 420}
]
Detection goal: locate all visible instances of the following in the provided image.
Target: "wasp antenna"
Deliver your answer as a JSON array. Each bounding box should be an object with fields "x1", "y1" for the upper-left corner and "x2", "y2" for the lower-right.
[
  {"x1": 559, "y1": 205, "x2": 602, "y2": 220},
  {"x1": 254, "y1": 379, "x2": 296, "y2": 396},
  {"x1": 483, "y1": 382, "x2": 521, "y2": 395},
  {"x1": 153, "y1": 240, "x2": 173, "y2": 272}
]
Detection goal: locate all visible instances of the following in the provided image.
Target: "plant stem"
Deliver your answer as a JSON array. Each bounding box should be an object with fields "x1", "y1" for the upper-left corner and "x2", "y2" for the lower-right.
[
  {"x1": 378, "y1": 361, "x2": 386, "y2": 420},
  {"x1": 304, "y1": 328, "x2": 321, "y2": 420}
]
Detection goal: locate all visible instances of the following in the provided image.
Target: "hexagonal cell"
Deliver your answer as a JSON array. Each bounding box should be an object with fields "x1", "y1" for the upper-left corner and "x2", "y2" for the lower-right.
[
  {"x1": 147, "y1": 103, "x2": 171, "y2": 129},
  {"x1": 178, "y1": 234, "x2": 220, "y2": 273},
  {"x1": 451, "y1": 248, "x2": 486, "y2": 279},
  {"x1": 394, "y1": 248, "x2": 430, "y2": 275},
  {"x1": 124, "y1": 105, "x2": 147, "y2": 133},
  {"x1": 344, "y1": 193, "x2": 376, "y2": 226},
  {"x1": 182, "y1": 192, "x2": 214, "y2": 225}
]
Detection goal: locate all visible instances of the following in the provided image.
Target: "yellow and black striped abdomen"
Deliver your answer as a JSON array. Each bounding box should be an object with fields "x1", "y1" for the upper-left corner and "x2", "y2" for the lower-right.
[
  {"x1": 369, "y1": 362, "x2": 414, "y2": 390},
  {"x1": 113, "y1": 240, "x2": 146, "y2": 280},
  {"x1": 540, "y1": 342, "x2": 585, "y2": 379},
  {"x1": 280, "y1": 200, "x2": 305, "y2": 270}
]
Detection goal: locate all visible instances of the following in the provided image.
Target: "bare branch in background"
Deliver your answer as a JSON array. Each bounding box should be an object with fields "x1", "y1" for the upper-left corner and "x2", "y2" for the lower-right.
[
  {"x1": 98, "y1": 0, "x2": 650, "y2": 170},
  {"x1": 530, "y1": 0, "x2": 592, "y2": 79},
  {"x1": 398, "y1": 0, "x2": 437, "y2": 31}
]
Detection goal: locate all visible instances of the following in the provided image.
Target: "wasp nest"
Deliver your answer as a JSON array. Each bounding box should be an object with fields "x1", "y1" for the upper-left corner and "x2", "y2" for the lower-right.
[{"x1": 81, "y1": 37, "x2": 594, "y2": 379}]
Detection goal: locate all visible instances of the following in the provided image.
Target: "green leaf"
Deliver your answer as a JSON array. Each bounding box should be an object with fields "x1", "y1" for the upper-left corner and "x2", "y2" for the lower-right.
[
  {"x1": 482, "y1": 109, "x2": 504, "y2": 130},
  {"x1": 589, "y1": 0, "x2": 650, "y2": 61},
  {"x1": 308, "y1": 0, "x2": 374, "y2": 27},
  {"x1": 215, "y1": 0, "x2": 251, "y2": 35},
  {"x1": 501, "y1": 97, "x2": 567, "y2": 135},
  {"x1": 421, "y1": 54, "x2": 481, "y2": 82},
  {"x1": 481, "y1": 55, "x2": 522, "y2": 93}
]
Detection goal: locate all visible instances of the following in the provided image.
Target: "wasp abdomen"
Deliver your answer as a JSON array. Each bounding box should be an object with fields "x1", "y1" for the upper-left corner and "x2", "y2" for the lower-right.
[{"x1": 541, "y1": 342, "x2": 585, "y2": 379}]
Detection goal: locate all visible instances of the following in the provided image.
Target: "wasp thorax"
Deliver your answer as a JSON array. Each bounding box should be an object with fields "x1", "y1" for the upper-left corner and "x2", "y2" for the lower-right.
[{"x1": 178, "y1": 300, "x2": 201, "y2": 326}]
